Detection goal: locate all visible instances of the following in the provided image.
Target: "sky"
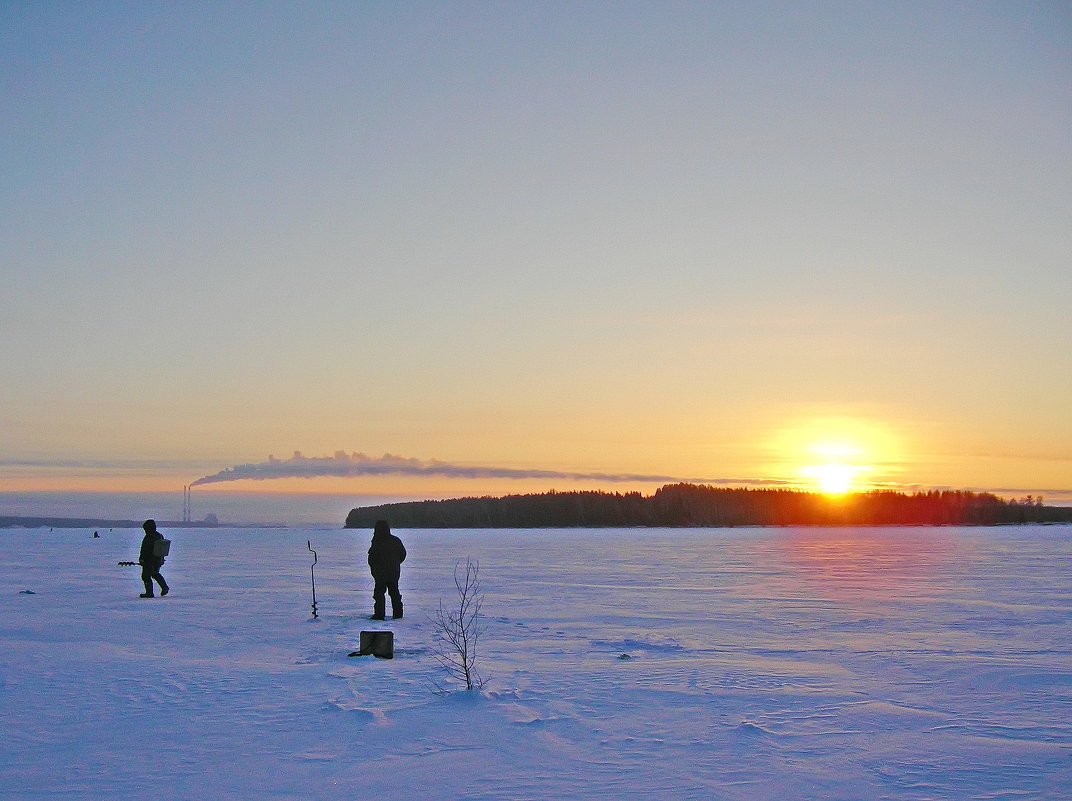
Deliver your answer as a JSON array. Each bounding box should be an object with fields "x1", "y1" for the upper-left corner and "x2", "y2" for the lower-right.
[{"x1": 2, "y1": 1, "x2": 1070, "y2": 506}]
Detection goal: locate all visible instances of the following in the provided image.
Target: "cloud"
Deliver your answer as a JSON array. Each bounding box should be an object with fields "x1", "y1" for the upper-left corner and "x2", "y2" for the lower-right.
[
  {"x1": 1, "y1": 457, "x2": 198, "y2": 469},
  {"x1": 190, "y1": 451, "x2": 790, "y2": 489},
  {"x1": 0, "y1": 457, "x2": 213, "y2": 474}
]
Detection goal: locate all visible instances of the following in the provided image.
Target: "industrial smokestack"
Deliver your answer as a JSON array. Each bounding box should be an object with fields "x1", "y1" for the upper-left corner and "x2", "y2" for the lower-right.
[{"x1": 182, "y1": 485, "x2": 192, "y2": 523}]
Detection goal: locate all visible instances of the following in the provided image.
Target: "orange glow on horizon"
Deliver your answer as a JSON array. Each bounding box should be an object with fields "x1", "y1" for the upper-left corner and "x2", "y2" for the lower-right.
[
  {"x1": 801, "y1": 463, "x2": 864, "y2": 495},
  {"x1": 769, "y1": 414, "x2": 904, "y2": 495}
]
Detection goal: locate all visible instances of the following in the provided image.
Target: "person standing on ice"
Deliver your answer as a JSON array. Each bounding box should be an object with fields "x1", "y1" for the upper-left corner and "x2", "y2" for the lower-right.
[
  {"x1": 138, "y1": 519, "x2": 170, "y2": 598},
  {"x1": 367, "y1": 519, "x2": 406, "y2": 619}
]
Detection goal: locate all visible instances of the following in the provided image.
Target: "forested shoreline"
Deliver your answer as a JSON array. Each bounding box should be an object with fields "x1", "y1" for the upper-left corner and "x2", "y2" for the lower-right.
[{"x1": 346, "y1": 483, "x2": 1072, "y2": 529}]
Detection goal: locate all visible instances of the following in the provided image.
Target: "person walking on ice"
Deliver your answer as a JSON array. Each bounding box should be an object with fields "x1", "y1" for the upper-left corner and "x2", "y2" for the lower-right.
[
  {"x1": 367, "y1": 519, "x2": 405, "y2": 619},
  {"x1": 138, "y1": 519, "x2": 170, "y2": 598}
]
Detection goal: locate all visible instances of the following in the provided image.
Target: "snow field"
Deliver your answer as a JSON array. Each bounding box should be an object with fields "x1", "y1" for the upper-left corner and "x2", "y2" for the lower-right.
[{"x1": 1, "y1": 525, "x2": 1070, "y2": 800}]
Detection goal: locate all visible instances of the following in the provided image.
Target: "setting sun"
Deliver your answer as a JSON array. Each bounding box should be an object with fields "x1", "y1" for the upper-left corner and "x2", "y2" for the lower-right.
[
  {"x1": 775, "y1": 420, "x2": 899, "y2": 495},
  {"x1": 803, "y1": 462, "x2": 862, "y2": 495}
]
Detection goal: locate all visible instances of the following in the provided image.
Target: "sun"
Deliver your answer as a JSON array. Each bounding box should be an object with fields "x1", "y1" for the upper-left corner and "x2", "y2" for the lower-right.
[
  {"x1": 768, "y1": 412, "x2": 904, "y2": 496},
  {"x1": 798, "y1": 439, "x2": 871, "y2": 495},
  {"x1": 803, "y1": 462, "x2": 860, "y2": 495}
]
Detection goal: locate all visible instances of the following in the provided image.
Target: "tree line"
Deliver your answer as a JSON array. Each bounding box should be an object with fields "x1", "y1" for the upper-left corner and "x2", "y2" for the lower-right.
[{"x1": 345, "y1": 483, "x2": 1072, "y2": 529}]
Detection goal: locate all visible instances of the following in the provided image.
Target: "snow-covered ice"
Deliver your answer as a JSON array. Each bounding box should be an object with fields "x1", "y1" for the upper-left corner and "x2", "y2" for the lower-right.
[{"x1": 1, "y1": 525, "x2": 1070, "y2": 800}]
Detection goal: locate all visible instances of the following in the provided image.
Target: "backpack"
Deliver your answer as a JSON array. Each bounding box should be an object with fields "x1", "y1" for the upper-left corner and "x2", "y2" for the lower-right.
[{"x1": 153, "y1": 538, "x2": 171, "y2": 558}]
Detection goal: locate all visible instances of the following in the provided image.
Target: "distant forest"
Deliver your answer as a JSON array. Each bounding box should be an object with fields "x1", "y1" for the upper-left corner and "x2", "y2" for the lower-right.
[{"x1": 345, "y1": 483, "x2": 1072, "y2": 529}]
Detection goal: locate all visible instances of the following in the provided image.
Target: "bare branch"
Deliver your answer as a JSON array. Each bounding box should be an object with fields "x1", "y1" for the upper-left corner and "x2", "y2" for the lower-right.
[{"x1": 430, "y1": 558, "x2": 486, "y2": 693}]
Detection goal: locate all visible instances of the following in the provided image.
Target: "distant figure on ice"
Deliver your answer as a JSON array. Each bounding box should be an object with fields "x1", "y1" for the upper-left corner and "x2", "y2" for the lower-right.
[
  {"x1": 367, "y1": 520, "x2": 406, "y2": 619},
  {"x1": 138, "y1": 519, "x2": 170, "y2": 598}
]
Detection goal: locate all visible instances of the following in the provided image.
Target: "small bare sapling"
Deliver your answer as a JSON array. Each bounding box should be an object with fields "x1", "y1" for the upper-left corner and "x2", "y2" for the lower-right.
[{"x1": 431, "y1": 558, "x2": 486, "y2": 693}]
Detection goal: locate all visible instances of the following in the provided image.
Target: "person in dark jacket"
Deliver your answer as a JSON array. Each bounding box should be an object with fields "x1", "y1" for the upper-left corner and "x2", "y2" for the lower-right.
[
  {"x1": 138, "y1": 519, "x2": 170, "y2": 598},
  {"x1": 367, "y1": 519, "x2": 406, "y2": 619}
]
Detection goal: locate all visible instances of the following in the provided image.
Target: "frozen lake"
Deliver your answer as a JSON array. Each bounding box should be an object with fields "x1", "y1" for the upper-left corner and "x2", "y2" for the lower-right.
[{"x1": 1, "y1": 525, "x2": 1070, "y2": 799}]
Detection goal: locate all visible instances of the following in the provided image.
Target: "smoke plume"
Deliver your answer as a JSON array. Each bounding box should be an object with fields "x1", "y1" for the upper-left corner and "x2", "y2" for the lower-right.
[{"x1": 190, "y1": 451, "x2": 787, "y2": 489}]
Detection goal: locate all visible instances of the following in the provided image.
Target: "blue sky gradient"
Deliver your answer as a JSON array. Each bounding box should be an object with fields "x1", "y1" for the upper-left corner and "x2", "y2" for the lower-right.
[{"x1": 2, "y1": 2, "x2": 1069, "y2": 501}]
